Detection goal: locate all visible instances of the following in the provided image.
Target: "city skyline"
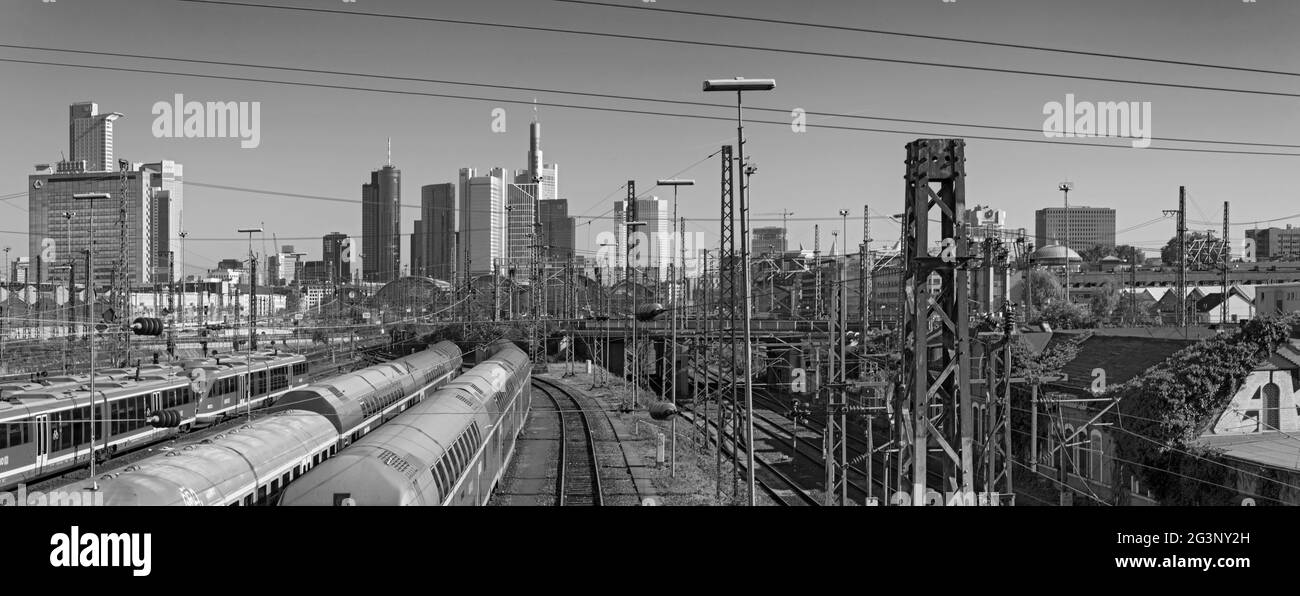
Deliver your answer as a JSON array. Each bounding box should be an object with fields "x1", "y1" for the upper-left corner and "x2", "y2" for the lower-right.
[{"x1": 3, "y1": 0, "x2": 1296, "y2": 283}]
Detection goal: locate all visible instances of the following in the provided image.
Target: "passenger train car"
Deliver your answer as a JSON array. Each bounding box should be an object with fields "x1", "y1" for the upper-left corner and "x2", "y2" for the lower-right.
[
  {"x1": 57, "y1": 341, "x2": 464, "y2": 506},
  {"x1": 0, "y1": 351, "x2": 307, "y2": 491},
  {"x1": 280, "y1": 340, "x2": 531, "y2": 506}
]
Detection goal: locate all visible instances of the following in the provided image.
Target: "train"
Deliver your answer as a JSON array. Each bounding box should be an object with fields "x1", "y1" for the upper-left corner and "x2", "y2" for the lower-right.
[
  {"x1": 56, "y1": 341, "x2": 464, "y2": 505},
  {"x1": 0, "y1": 350, "x2": 309, "y2": 491},
  {"x1": 279, "y1": 340, "x2": 531, "y2": 506}
]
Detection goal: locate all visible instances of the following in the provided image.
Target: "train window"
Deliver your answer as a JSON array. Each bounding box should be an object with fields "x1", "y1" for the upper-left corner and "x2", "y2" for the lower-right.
[
  {"x1": 258, "y1": 485, "x2": 268, "y2": 504},
  {"x1": 0, "y1": 424, "x2": 8, "y2": 449},
  {"x1": 270, "y1": 479, "x2": 279, "y2": 493},
  {"x1": 243, "y1": 495, "x2": 253, "y2": 506},
  {"x1": 281, "y1": 472, "x2": 291, "y2": 486}
]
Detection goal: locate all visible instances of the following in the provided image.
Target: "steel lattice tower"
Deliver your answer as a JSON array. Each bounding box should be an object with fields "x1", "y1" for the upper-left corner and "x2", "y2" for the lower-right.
[
  {"x1": 899, "y1": 139, "x2": 975, "y2": 506},
  {"x1": 717, "y1": 145, "x2": 740, "y2": 498}
]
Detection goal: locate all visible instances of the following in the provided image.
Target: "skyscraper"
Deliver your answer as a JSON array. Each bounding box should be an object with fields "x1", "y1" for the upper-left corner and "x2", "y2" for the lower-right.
[
  {"x1": 752, "y1": 227, "x2": 786, "y2": 256},
  {"x1": 69, "y1": 102, "x2": 123, "y2": 172},
  {"x1": 421, "y1": 183, "x2": 456, "y2": 281},
  {"x1": 520, "y1": 118, "x2": 559, "y2": 203},
  {"x1": 539, "y1": 199, "x2": 576, "y2": 261},
  {"x1": 362, "y1": 163, "x2": 401, "y2": 283},
  {"x1": 506, "y1": 182, "x2": 537, "y2": 275},
  {"x1": 143, "y1": 160, "x2": 184, "y2": 282},
  {"x1": 410, "y1": 220, "x2": 425, "y2": 277},
  {"x1": 458, "y1": 167, "x2": 506, "y2": 277},
  {"x1": 322, "y1": 232, "x2": 349, "y2": 283},
  {"x1": 614, "y1": 196, "x2": 670, "y2": 280}
]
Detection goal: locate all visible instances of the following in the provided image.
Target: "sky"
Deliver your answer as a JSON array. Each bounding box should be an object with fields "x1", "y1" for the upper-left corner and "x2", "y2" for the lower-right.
[{"x1": 1, "y1": 0, "x2": 1298, "y2": 278}]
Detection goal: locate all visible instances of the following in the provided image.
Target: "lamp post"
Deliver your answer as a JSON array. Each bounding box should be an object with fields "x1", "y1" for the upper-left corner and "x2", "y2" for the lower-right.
[
  {"x1": 704, "y1": 76, "x2": 774, "y2": 506},
  {"x1": 61, "y1": 210, "x2": 76, "y2": 372},
  {"x1": 1058, "y1": 182, "x2": 1073, "y2": 302},
  {"x1": 238, "y1": 227, "x2": 262, "y2": 418},
  {"x1": 72, "y1": 192, "x2": 109, "y2": 490},
  {"x1": 178, "y1": 231, "x2": 187, "y2": 328},
  {"x1": 655, "y1": 178, "x2": 694, "y2": 478}
]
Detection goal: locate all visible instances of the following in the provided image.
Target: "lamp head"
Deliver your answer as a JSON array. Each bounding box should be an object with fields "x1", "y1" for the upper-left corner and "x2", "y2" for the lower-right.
[{"x1": 703, "y1": 78, "x2": 776, "y2": 92}]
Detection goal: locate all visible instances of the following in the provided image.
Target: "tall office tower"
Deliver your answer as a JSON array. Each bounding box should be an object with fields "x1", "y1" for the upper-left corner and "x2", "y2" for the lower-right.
[
  {"x1": 362, "y1": 162, "x2": 402, "y2": 283},
  {"x1": 268, "y1": 245, "x2": 298, "y2": 286},
  {"x1": 420, "y1": 183, "x2": 456, "y2": 281},
  {"x1": 142, "y1": 160, "x2": 184, "y2": 283},
  {"x1": 752, "y1": 226, "x2": 787, "y2": 256},
  {"x1": 519, "y1": 118, "x2": 559, "y2": 203},
  {"x1": 410, "y1": 220, "x2": 425, "y2": 277},
  {"x1": 1035, "y1": 206, "x2": 1116, "y2": 252},
  {"x1": 322, "y1": 232, "x2": 350, "y2": 283},
  {"x1": 614, "y1": 196, "x2": 669, "y2": 281},
  {"x1": 539, "y1": 199, "x2": 576, "y2": 261},
  {"x1": 69, "y1": 102, "x2": 123, "y2": 172},
  {"x1": 459, "y1": 167, "x2": 506, "y2": 276},
  {"x1": 29, "y1": 161, "x2": 163, "y2": 286},
  {"x1": 506, "y1": 183, "x2": 538, "y2": 275}
]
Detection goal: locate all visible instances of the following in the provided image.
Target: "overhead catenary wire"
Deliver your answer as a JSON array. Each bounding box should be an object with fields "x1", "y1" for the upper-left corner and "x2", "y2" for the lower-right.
[{"x1": 169, "y1": 0, "x2": 1300, "y2": 101}]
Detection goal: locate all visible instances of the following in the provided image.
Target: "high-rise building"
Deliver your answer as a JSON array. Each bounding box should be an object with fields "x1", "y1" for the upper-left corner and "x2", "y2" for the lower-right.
[
  {"x1": 1035, "y1": 206, "x2": 1116, "y2": 253},
  {"x1": 614, "y1": 196, "x2": 670, "y2": 281},
  {"x1": 506, "y1": 183, "x2": 537, "y2": 275},
  {"x1": 410, "y1": 220, "x2": 425, "y2": 277},
  {"x1": 28, "y1": 162, "x2": 172, "y2": 286},
  {"x1": 519, "y1": 119, "x2": 559, "y2": 203},
  {"x1": 419, "y1": 183, "x2": 456, "y2": 281},
  {"x1": 27, "y1": 104, "x2": 182, "y2": 287},
  {"x1": 362, "y1": 164, "x2": 401, "y2": 283},
  {"x1": 539, "y1": 199, "x2": 576, "y2": 262},
  {"x1": 458, "y1": 167, "x2": 506, "y2": 277},
  {"x1": 322, "y1": 232, "x2": 350, "y2": 283},
  {"x1": 267, "y1": 245, "x2": 298, "y2": 286},
  {"x1": 753, "y1": 226, "x2": 786, "y2": 256},
  {"x1": 142, "y1": 160, "x2": 184, "y2": 282},
  {"x1": 69, "y1": 102, "x2": 123, "y2": 172}
]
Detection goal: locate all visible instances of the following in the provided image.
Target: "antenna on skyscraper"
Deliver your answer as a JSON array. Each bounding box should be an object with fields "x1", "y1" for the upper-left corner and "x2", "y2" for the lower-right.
[
  {"x1": 387, "y1": 137, "x2": 392, "y2": 166},
  {"x1": 533, "y1": 98, "x2": 538, "y2": 122}
]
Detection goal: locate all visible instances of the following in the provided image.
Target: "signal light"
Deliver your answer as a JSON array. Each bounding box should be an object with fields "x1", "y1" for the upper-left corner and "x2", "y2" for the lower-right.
[
  {"x1": 146, "y1": 410, "x2": 182, "y2": 428},
  {"x1": 131, "y1": 317, "x2": 164, "y2": 336}
]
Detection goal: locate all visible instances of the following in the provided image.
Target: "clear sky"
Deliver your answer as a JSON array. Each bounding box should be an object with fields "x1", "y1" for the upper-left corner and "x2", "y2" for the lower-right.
[{"x1": 1, "y1": 0, "x2": 1297, "y2": 277}]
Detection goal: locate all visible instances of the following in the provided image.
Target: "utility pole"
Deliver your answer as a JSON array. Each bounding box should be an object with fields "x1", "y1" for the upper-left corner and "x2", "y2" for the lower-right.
[
  {"x1": 1163, "y1": 188, "x2": 1187, "y2": 329},
  {"x1": 1222, "y1": 201, "x2": 1230, "y2": 324},
  {"x1": 861, "y1": 204, "x2": 871, "y2": 334}
]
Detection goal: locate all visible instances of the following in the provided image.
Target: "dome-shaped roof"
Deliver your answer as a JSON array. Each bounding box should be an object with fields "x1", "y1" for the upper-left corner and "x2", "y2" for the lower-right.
[
  {"x1": 1031, "y1": 244, "x2": 1082, "y2": 262},
  {"x1": 1100, "y1": 255, "x2": 1123, "y2": 262}
]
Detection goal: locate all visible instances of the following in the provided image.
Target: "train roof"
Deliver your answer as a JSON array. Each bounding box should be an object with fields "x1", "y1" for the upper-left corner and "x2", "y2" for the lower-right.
[{"x1": 58, "y1": 411, "x2": 337, "y2": 506}]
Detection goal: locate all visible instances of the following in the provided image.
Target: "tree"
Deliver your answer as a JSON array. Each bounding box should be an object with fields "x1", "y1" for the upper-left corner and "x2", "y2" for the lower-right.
[
  {"x1": 1089, "y1": 280, "x2": 1121, "y2": 323},
  {"x1": 1035, "y1": 301, "x2": 1094, "y2": 329},
  {"x1": 1078, "y1": 244, "x2": 1111, "y2": 263},
  {"x1": 1113, "y1": 245, "x2": 1145, "y2": 265},
  {"x1": 1023, "y1": 269, "x2": 1064, "y2": 320}
]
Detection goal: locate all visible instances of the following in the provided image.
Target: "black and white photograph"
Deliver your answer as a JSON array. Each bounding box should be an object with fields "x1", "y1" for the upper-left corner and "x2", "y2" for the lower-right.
[{"x1": 0, "y1": 0, "x2": 1294, "y2": 580}]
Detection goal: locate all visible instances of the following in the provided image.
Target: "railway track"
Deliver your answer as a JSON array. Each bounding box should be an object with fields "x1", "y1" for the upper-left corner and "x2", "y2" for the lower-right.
[
  {"x1": 677, "y1": 404, "x2": 819, "y2": 506},
  {"x1": 532, "y1": 377, "x2": 603, "y2": 506}
]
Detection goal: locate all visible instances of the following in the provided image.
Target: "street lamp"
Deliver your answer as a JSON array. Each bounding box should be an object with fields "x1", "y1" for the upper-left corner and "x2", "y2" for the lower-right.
[
  {"x1": 178, "y1": 231, "x2": 187, "y2": 328},
  {"x1": 655, "y1": 178, "x2": 694, "y2": 478},
  {"x1": 237, "y1": 227, "x2": 262, "y2": 419},
  {"x1": 72, "y1": 192, "x2": 109, "y2": 490},
  {"x1": 1058, "y1": 181, "x2": 1074, "y2": 302},
  {"x1": 705, "y1": 75, "x2": 774, "y2": 506}
]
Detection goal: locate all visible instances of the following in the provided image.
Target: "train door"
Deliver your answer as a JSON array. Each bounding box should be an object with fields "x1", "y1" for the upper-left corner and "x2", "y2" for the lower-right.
[
  {"x1": 150, "y1": 391, "x2": 162, "y2": 415},
  {"x1": 33, "y1": 415, "x2": 49, "y2": 474}
]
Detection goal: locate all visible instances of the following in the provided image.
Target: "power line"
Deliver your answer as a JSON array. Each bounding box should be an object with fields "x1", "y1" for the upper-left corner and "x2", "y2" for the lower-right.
[
  {"x1": 2, "y1": 56, "x2": 1296, "y2": 158},
  {"x1": 554, "y1": 0, "x2": 1300, "y2": 79},
  {"x1": 171, "y1": 0, "x2": 1300, "y2": 100},
  {"x1": 2, "y1": 43, "x2": 1295, "y2": 150}
]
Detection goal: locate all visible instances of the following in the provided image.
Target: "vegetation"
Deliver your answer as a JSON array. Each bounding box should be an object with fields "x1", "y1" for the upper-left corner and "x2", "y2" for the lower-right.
[{"x1": 1110, "y1": 315, "x2": 1298, "y2": 504}]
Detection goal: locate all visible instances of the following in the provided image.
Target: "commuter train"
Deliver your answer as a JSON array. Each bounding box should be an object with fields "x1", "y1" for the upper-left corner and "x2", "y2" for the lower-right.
[
  {"x1": 57, "y1": 341, "x2": 464, "y2": 506},
  {"x1": 280, "y1": 340, "x2": 531, "y2": 506},
  {"x1": 0, "y1": 351, "x2": 308, "y2": 491}
]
